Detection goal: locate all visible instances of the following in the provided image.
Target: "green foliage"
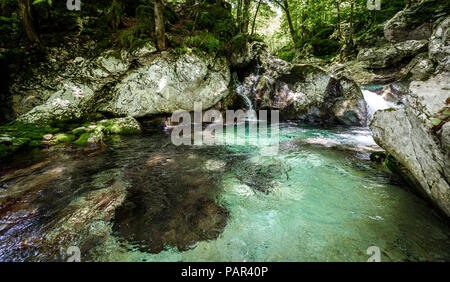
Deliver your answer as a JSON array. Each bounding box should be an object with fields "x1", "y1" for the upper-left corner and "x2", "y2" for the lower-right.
[
  {"x1": 136, "y1": 5, "x2": 155, "y2": 35},
  {"x1": 117, "y1": 28, "x2": 156, "y2": 51},
  {"x1": 311, "y1": 39, "x2": 340, "y2": 56},
  {"x1": 277, "y1": 50, "x2": 296, "y2": 62},
  {"x1": 270, "y1": 0, "x2": 409, "y2": 59},
  {"x1": 0, "y1": 12, "x2": 22, "y2": 47},
  {"x1": 108, "y1": 0, "x2": 123, "y2": 30},
  {"x1": 179, "y1": 0, "x2": 238, "y2": 54},
  {"x1": 32, "y1": 0, "x2": 52, "y2": 21},
  {"x1": 184, "y1": 32, "x2": 222, "y2": 53},
  {"x1": 431, "y1": 118, "x2": 442, "y2": 126},
  {"x1": 230, "y1": 33, "x2": 247, "y2": 53},
  {"x1": 72, "y1": 128, "x2": 87, "y2": 136}
]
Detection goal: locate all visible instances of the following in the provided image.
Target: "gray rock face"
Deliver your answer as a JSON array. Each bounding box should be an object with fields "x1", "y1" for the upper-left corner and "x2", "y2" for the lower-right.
[
  {"x1": 253, "y1": 61, "x2": 367, "y2": 126},
  {"x1": 100, "y1": 52, "x2": 230, "y2": 117},
  {"x1": 18, "y1": 82, "x2": 96, "y2": 124},
  {"x1": 357, "y1": 40, "x2": 428, "y2": 69},
  {"x1": 429, "y1": 16, "x2": 450, "y2": 72},
  {"x1": 383, "y1": 0, "x2": 448, "y2": 42},
  {"x1": 370, "y1": 74, "x2": 450, "y2": 217},
  {"x1": 16, "y1": 47, "x2": 230, "y2": 124},
  {"x1": 401, "y1": 52, "x2": 436, "y2": 81},
  {"x1": 10, "y1": 47, "x2": 132, "y2": 118}
]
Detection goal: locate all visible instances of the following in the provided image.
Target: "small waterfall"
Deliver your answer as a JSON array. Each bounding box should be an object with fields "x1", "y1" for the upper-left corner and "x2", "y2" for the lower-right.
[
  {"x1": 362, "y1": 89, "x2": 400, "y2": 121},
  {"x1": 232, "y1": 63, "x2": 262, "y2": 111},
  {"x1": 236, "y1": 84, "x2": 254, "y2": 111}
]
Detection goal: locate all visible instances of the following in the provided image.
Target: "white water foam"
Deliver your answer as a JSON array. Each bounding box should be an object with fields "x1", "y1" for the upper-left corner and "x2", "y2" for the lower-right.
[{"x1": 362, "y1": 89, "x2": 400, "y2": 121}]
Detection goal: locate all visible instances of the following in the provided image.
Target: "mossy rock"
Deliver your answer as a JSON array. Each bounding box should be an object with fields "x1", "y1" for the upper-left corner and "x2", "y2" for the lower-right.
[
  {"x1": 289, "y1": 64, "x2": 327, "y2": 80},
  {"x1": 55, "y1": 133, "x2": 76, "y2": 143},
  {"x1": 98, "y1": 117, "x2": 142, "y2": 135},
  {"x1": 75, "y1": 132, "x2": 91, "y2": 146},
  {"x1": 72, "y1": 127, "x2": 88, "y2": 136},
  {"x1": 29, "y1": 140, "x2": 43, "y2": 147},
  {"x1": 0, "y1": 122, "x2": 61, "y2": 159},
  {"x1": 0, "y1": 122, "x2": 60, "y2": 141}
]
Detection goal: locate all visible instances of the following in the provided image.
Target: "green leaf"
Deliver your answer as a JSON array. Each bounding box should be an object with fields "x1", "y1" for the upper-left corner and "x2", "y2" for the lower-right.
[{"x1": 431, "y1": 118, "x2": 442, "y2": 126}]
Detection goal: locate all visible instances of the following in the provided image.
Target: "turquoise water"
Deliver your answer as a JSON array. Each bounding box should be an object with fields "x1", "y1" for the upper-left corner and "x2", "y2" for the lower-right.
[{"x1": 0, "y1": 122, "x2": 449, "y2": 261}]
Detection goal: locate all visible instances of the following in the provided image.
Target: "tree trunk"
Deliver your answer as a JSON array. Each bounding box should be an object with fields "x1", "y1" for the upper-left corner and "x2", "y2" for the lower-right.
[
  {"x1": 301, "y1": 0, "x2": 309, "y2": 43},
  {"x1": 241, "y1": 0, "x2": 251, "y2": 34},
  {"x1": 18, "y1": 0, "x2": 39, "y2": 46},
  {"x1": 349, "y1": 0, "x2": 354, "y2": 45},
  {"x1": 237, "y1": 0, "x2": 242, "y2": 31},
  {"x1": 109, "y1": 0, "x2": 123, "y2": 30},
  {"x1": 335, "y1": 0, "x2": 341, "y2": 39},
  {"x1": 250, "y1": 0, "x2": 262, "y2": 36},
  {"x1": 154, "y1": 0, "x2": 166, "y2": 51},
  {"x1": 283, "y1": 0, "x2": 296, "y2": 44}
]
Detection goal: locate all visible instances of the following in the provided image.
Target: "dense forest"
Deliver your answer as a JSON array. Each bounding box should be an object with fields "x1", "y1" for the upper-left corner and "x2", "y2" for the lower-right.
[
  {"x1": 2, "y1": 0, "x2": 447, "y2": 123},
  {"x1": 0, "y1": 0, "x2": 439, "y2": 81}
]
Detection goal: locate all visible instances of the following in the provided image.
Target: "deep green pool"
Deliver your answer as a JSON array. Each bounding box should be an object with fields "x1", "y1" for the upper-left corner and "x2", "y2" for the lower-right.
[{"x1": 0, "y1": 122, "x2": 449, "y2": 261}]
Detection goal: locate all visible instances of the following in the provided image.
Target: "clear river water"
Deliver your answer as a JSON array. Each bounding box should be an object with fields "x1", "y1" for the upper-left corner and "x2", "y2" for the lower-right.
[{"x1": 0, "y1": 122, "x2": 449, "y2": 261}]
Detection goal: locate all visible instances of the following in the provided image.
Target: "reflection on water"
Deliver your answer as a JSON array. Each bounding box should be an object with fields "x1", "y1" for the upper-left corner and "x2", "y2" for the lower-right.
[{"x1": 0, "y1": 123, "x2": 449, "y2": 262}]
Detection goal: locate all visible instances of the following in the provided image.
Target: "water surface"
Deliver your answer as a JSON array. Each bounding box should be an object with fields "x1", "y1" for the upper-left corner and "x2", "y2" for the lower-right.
[{"x1": 0, "y1": 122, "x2": 449, "y2": 261}]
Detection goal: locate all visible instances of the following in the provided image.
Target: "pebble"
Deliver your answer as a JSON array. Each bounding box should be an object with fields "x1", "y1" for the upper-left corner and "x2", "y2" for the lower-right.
[{"x1": 43, "y1": 134, "x2": 53, "y2": 141}]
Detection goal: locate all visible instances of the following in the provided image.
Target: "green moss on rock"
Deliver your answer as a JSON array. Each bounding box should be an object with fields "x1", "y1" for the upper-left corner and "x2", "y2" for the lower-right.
[
  {"x1": 98, "y1": 117, "x2": 142, "y2": 135},
  {"x1": 55, "y1": 133, "x2": 76, "y2": 143},
  {"x1": 0, "y1": 122, "x2": 59, "y2": 159},
  {"x1": 72, "y1": 127, "x2": 88, "y2": 136},
  {"x1": 75, "y1": 133, "x2": 91, "y2": 146}
]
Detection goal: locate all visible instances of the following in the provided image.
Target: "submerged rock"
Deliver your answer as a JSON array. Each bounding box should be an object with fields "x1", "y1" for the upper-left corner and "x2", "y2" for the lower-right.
[
  {"x1": 370, "y1": 74, "x2": 450, "y2": 217},
  {"x1": 112, "y1": 151, "x2": 229, "y2": 253}
]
